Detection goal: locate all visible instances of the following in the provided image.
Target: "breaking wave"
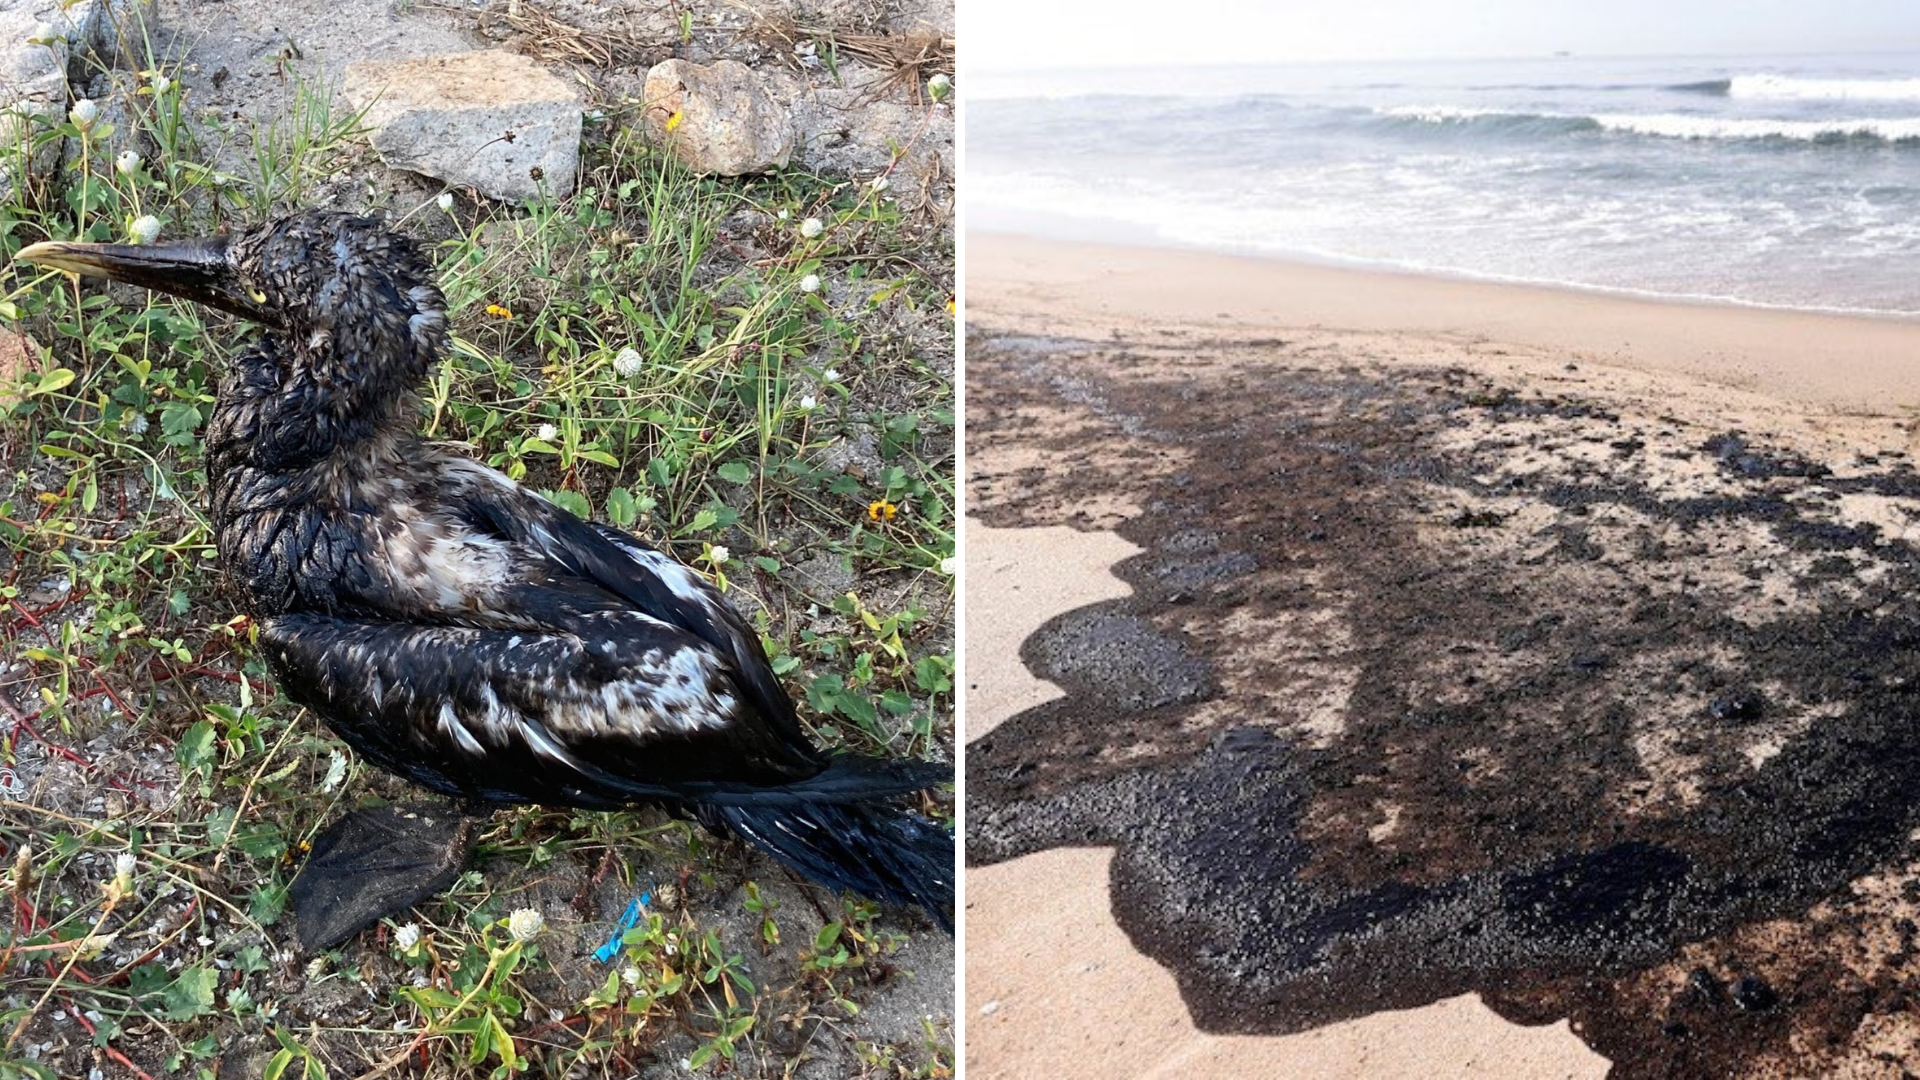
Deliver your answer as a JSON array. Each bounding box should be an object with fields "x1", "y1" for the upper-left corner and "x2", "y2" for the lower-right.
[
  {"x1": 1674, "y1": 74, "x2": 1920, "y2": 102},
  {"x1": 1381, "y1": 105, "x2": 1920, "y2": 144}
]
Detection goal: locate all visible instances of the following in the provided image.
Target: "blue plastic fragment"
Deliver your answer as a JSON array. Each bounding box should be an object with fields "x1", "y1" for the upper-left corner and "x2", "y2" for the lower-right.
[{"x1": 594, "y1": 893, "x2": 649, "y2": 963}]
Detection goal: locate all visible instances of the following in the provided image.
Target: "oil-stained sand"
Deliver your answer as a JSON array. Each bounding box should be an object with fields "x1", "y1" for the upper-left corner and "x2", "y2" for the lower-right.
[
  {"x1": 967, "y1": 328, "x2": 1920, "y2": 1078},
  {"x1": 966, "y1": 524, "x2": 1606, "y2": 1077}
]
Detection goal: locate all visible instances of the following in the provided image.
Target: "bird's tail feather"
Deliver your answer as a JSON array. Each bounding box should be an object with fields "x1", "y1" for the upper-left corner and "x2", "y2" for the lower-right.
[
  {"x1": 738, "y1": 753, "x2": 949, "y2": 803},
  {"x1": 701, "y1": 797, "x2": 954, "y2": 930}
]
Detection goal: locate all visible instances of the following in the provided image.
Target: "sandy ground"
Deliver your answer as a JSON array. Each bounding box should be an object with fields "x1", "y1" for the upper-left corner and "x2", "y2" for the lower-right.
[
  {"x1": 963, "y1": 232, "x2": 1920, "y2": 1077},
  {"x1": 969, "y1": 232, "x2": 1920, "y2": 415}
]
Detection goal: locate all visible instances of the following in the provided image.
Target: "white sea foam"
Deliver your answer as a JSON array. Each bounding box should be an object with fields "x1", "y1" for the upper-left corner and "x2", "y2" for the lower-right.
[
  {"x1": 1726, "y1": 74, "x2": 1920, "y2": 102},
  {"x1": 1593, "y1": 112, "x2": 1920, "y2": 142},
  {"x1": 1380, "y1": 105, "x2": 1509, "y2": 123},
  {"x1": 1383, "y1": 104, "x2": 1920, "y2": 143}
]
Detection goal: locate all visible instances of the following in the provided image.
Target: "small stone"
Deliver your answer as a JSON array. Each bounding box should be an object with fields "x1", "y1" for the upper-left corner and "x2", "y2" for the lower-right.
[
  {"x1": 1730, "y1": 974, "x2": 1777, "y2": 1012},
  {"x1": 641, "y1": 59, "x2": 793, "y2": 176},
  {"x1": 1683, "y1": 965, "x2": 1722, "y2": 1005},
  {"x1": 1708, "y1": 687, "x2": 1766, "y2": 724},
  {"x1": 342, "y1": 50, "x2": 581, "y2": 202},
  {"x1": 0, "y1": 332, "x2": 42, "y2": 405}
]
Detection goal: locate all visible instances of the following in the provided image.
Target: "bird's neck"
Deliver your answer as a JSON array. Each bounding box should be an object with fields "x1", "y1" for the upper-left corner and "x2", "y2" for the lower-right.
[{"x1": 216, "y1": 332, "x2": 433, "y2": 476}]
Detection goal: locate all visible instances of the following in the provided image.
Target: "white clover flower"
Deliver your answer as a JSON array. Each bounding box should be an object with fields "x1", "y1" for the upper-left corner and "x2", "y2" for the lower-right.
[
  {"x1": 799, "y1": 273, "x2": 820, "y2": 294},
  {"x1": 611, "y1": 346, "x2": 643, "y2": 377},
  {"x1": 126, "y1": 413, "x2": 149, "y2": 436},
  {"x1": 436, "y1": 191, "x2": 454, "y2": 213},
  {"x1": 822, "y1": 368, "x2": 842, "y2": 384},
  {"x1": 708, "y1": 545, "x2": 729, "y2": 565},
  {"x1": 68, "y1": 99, "x2": 99, "y2": 130},
  {"x1": 394, "y1": 923, "x2": 420, "y2": 950},
  {"x1": 869, "y1": 176, "x2": 890, "y2": 193},
  {"x1": 798, "y1": 394, "x2": 817, "y2": 412},
  {"x1": 151, "y1": 74, "x2": 172, "y2": 96},
  {"x1": 507, "y1": 907, "x2": 545, "y2": 942},
  {"x1": 928, "y1": 73, "x2": 952, "y2": 101},
  {"x1": 114, "y1": 150, "x2": 141, "y2": 175},
  {"x1": 620, "y1": 965, "x2": 641, "y2": 987},
  {"x1": 799, "y1": 217, "x2": 824, "y2": 239},
  {"x1": 129, "y1": 215, "x2": 161, "y2": 245},
  {"x1": 776, "y1": 208, "x2": 789, "y2": 221},
  {"x1": 112, "y1": 852, "x2": 136, "y2": 893},
  {"x1": 535, "y1": 423, "x2": 558, "y2": 443},
  {"x1": 940, "y1": 556, "x2": 956, "y2": 576}
]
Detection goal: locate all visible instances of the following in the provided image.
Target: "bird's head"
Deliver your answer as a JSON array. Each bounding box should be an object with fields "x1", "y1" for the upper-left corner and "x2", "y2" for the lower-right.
[{"x1": 17, "y1": 211, "x2": 449, "y2": 385}]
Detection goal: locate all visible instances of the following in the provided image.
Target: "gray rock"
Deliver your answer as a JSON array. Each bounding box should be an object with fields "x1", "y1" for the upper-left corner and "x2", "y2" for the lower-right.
[
  {"x1": 792, "y1": 73, "x2": 953, "y2": 181},
  {"x1": 341, "y1": 50, "x2": 581, "y2": 202},
  {"x1": 641, "y1": 58, "x2": 792, "y2": 176},
  {"x1": 0, "y1": 0, "x2": 146, "y2": 196}
]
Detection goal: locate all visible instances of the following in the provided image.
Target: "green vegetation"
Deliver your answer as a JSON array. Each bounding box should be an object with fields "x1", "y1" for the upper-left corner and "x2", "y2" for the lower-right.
[{"x1": 0, "y1": 24, "x2": 953, "y2": 1080}]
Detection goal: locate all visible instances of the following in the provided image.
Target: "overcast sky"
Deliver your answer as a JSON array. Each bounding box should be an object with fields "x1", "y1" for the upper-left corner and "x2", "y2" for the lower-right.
[{"x1": 966, "y1": 0, "x2": 1920, "y2": 70}]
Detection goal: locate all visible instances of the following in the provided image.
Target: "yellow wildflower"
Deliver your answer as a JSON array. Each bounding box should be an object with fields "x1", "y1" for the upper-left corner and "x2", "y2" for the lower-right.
[
  {"x1": 868, "y1": 500, "x2": 898, "y2": 523},
  {"x1": 485, "y1": 304, "x2": 513, "y2": 320},
  {"x1": 666, "y1": 111, "x2": 684, "y2": 133}
]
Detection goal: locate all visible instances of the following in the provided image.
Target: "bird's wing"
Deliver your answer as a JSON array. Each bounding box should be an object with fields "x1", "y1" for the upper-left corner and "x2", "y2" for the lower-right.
[
  {"x1": 260, "y1": 609, "x2": 823, "y2": 807},
  {"x1": 437, "y1": 457, "x2": 812, "y2": 749}
]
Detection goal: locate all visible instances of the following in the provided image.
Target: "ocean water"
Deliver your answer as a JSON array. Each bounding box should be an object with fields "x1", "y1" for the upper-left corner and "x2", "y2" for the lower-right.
[{"x1": 971, "y1": 55, "x2": 1920, "y2": 315}]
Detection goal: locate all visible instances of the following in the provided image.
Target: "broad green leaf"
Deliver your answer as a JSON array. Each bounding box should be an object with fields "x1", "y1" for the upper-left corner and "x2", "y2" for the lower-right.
[
  {"x1": 159, "y1": 966, "x2": 218, "y2": 1020},
  {"x1": 27, "y1": 368, "x2": 75, "y2": 396}
]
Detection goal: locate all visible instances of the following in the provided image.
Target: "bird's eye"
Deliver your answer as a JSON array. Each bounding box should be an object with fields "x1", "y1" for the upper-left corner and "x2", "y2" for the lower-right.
[{"x1": 248, "y1": 287, "x2": 268, "y2": 304}]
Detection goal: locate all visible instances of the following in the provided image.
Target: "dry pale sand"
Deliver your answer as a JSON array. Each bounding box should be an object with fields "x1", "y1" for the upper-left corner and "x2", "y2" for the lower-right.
[
  {"x1": 966, "y1": 526, "x2": 1607, "y2": 1078},
  {"x1": 969, "y1": 231, "x2": 1920, "y2": 416},
  {"x1": 962, "y1": 233, "x2": 1920, "y2": 1077}
]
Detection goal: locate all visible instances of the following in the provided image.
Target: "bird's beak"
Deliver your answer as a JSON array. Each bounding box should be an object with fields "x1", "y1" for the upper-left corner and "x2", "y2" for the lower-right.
[{"x1": 15, "y1": 235, "x2": 271, "y2": 325}]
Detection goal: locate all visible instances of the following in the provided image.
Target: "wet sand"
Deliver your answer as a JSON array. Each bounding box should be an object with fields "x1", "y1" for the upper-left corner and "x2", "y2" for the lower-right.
[{"x1": 964, "y1": 234, "x2": 1920, "y2": 1077}]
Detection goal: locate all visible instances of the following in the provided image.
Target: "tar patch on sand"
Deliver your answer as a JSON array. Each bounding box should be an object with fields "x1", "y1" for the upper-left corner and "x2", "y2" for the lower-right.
[{"x1": 967, "y1": 332, "x2": 1920, "y2": 1078}]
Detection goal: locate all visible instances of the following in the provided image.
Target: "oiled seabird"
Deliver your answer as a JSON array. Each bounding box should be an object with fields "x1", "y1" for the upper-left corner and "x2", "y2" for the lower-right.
[{"x1": 18, "y1": 212, "x2": 952, "y2": 948}]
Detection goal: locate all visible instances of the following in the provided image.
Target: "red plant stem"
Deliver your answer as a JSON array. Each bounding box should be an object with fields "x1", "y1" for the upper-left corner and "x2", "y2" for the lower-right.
[
  {"x1": 9, "y1": 714, "x2": 93, "y2": 771},
  {"x1": 63, "y1": 997, "x2": 157, "y2": 1080}
]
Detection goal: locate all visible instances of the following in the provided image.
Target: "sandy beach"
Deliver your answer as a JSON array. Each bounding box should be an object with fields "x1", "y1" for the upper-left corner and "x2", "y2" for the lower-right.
[{"x1": 964, "y1": 232, "x2": 1920, "y2": 1077}]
